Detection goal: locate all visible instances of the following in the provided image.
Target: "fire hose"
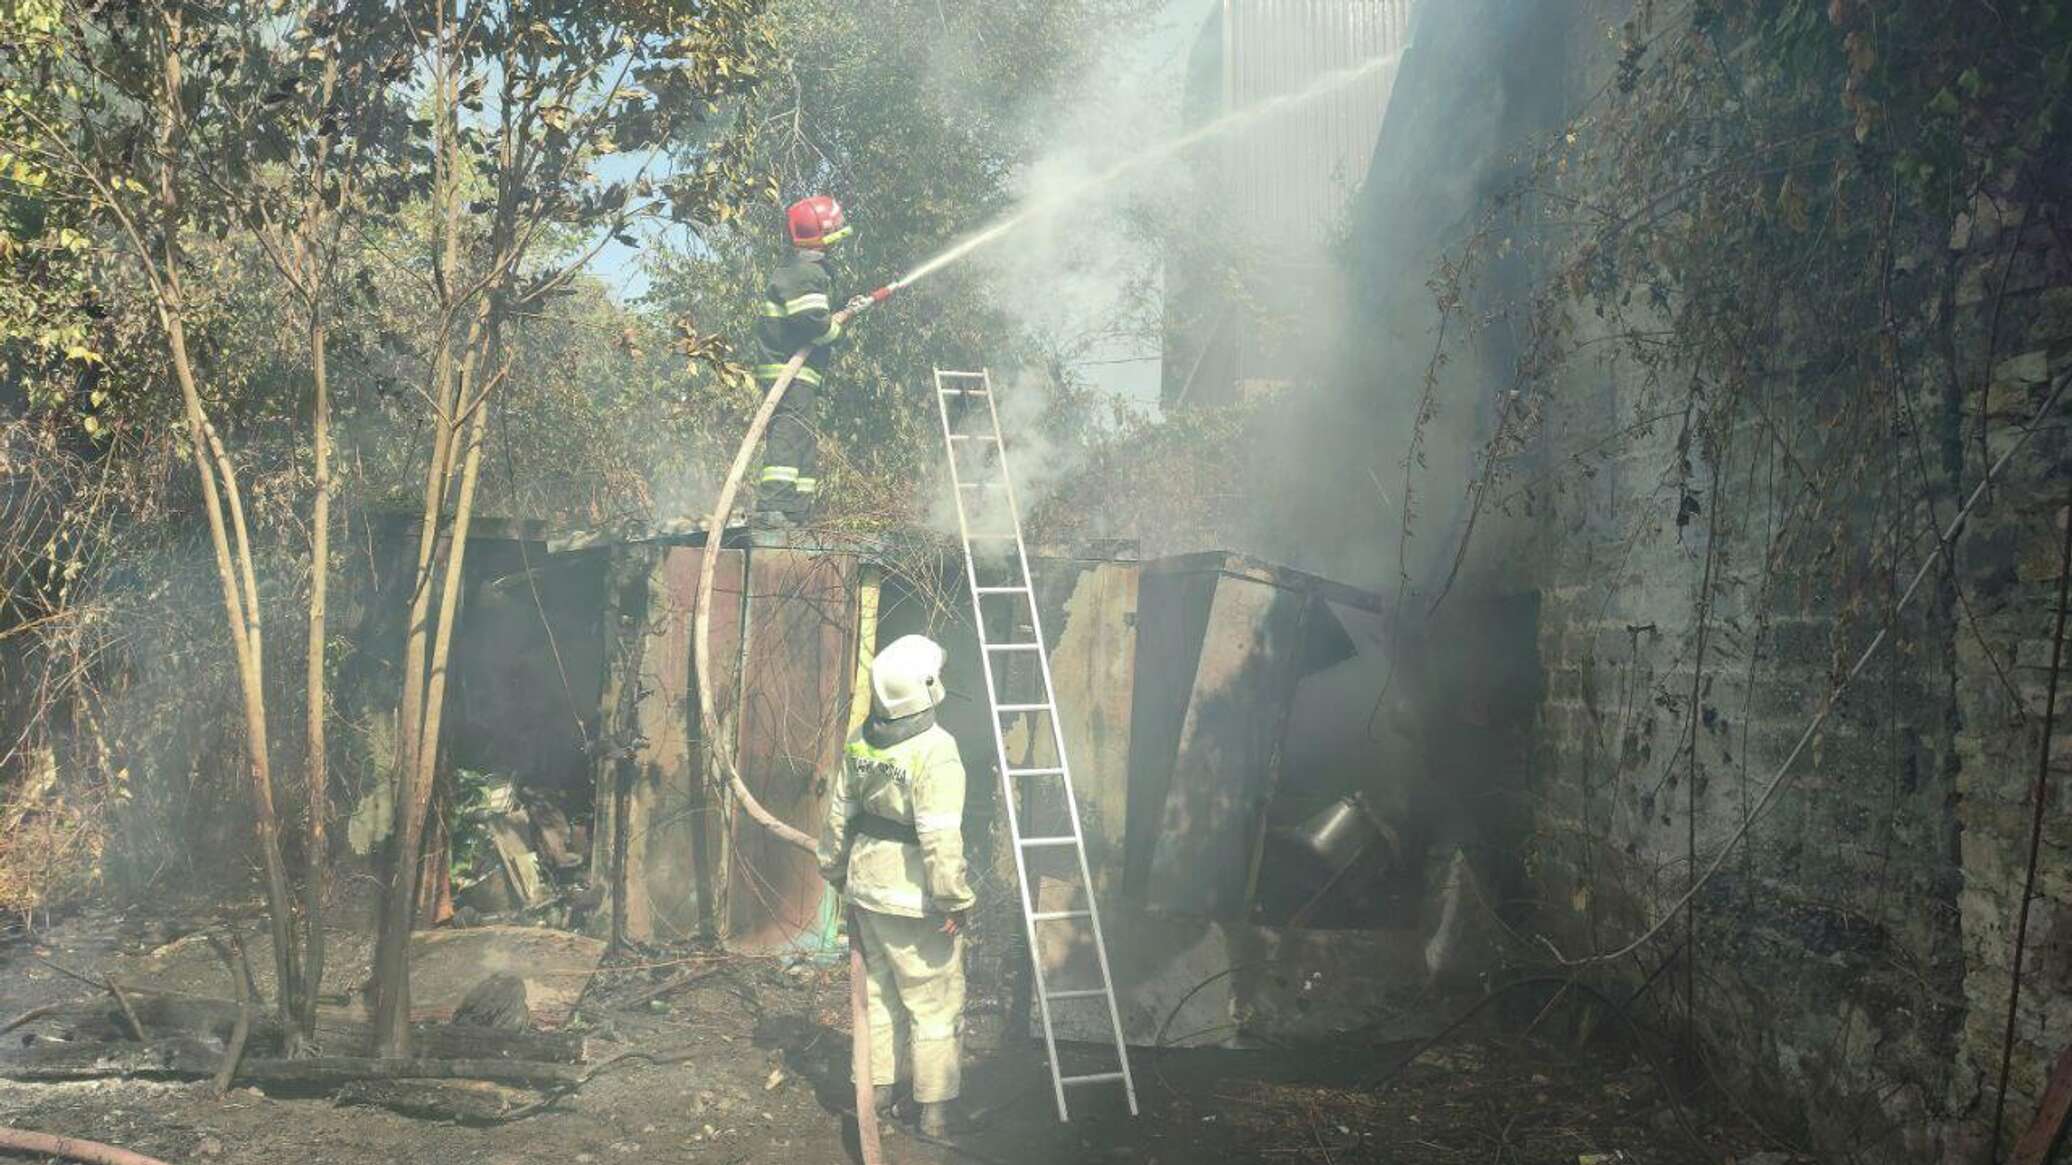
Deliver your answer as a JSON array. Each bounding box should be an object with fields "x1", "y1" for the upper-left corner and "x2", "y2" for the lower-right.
[
  {"x1": 689, "y1": 282, "x2": 894, "y2": 1164},
  {"x1": 0, "y1": 1127, "x2": 170, "y2": 1165}
]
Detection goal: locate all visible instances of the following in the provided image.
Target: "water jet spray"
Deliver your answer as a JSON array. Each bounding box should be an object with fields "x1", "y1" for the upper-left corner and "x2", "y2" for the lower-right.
[{"x1": 862, "y1": 48, "x2": 1409, "y2": 306}]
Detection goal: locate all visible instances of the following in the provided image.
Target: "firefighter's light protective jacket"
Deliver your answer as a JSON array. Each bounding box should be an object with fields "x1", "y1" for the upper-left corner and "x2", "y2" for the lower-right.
[
  {"x1": 817, "y1": 714, "x2": 975, "y2": 919},
  {"x1": 754, "y1": 248, "x2": 845, "y2": 389}
]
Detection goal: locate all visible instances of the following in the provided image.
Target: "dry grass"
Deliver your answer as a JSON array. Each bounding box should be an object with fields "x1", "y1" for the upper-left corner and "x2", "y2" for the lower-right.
[{"x1": 0, "y1": 747, "x2": 108, "y2": 923}]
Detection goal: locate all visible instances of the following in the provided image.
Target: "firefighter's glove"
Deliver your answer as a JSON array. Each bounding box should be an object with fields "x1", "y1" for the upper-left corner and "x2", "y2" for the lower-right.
[{"x1": 844, "y1": 293, "x2": 874, "y2": 315}]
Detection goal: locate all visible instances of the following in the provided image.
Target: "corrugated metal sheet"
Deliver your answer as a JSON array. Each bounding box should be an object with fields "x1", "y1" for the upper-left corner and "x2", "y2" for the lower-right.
[
  {"x1": 1224, "y1": 0, "x2": 1410, "y2": 388},
  {"x1": 1166, "y1": 0, "x2": 1413, "y2": 406},
  {"x1": 1222, "y1": 0, "x2": 1409, "y2": 256}
]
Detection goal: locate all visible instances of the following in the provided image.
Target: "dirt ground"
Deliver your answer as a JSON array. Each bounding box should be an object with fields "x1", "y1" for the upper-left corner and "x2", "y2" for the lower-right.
[{"x1": 1, "y1": 904, "x2": 1796, "y2": 1165}]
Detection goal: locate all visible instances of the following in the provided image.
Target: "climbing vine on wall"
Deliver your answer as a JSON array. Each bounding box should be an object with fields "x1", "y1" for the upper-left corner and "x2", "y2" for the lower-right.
[{"x1": 1399, "y1": 0, "x2": 2072, "y2": 1148}]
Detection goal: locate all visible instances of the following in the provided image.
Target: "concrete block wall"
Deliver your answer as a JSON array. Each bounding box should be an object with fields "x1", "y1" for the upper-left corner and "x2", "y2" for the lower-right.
[
  {"x1": 1324, "y1": 0, "x2": 2072, "y2": 1153},
  {"x1": 1522, "y1": 203, "x2": 2071, "y2": 1159}
]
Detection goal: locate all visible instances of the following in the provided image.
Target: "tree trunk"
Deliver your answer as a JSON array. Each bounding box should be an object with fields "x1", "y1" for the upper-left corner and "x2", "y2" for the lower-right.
[
  {"x1": 300, "y1": 313, "x2": 332, "y2": 1040},
  {"x1": 166, "y1": 312, "x2": 301, "y2": 1033},
  {"x1": 370, "y1": 327, "x2": 461, "y2": 1054},
  {"x1": 150, "y1": 11, "x2": 300, "y2": 1035},
  {"x1": 371, "y1": 14, "x2": 472, "y2": 1052},
  {"x1": 411, "y1": 342, "x2": 498, "y2": 847}
]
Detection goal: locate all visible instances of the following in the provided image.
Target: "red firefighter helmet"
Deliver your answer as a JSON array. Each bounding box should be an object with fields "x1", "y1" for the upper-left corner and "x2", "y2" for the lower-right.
[{"x1": 785, "y1": 194, "x2": 851, "y2": 249}]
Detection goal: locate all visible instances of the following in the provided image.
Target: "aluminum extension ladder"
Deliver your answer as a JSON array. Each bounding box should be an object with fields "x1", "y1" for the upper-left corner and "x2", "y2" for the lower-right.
[{"x1": 931, "y1": 367, "x2": 1138, "y2": 1122}]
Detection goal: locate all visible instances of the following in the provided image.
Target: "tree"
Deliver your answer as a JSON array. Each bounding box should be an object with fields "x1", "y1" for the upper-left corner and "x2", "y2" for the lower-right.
[
  {"x1": 0, "y1": 0, "x2": 341, "y2": 1031},
  {"x1": 204, "y1": 0, "x2": 419, "y2": 1043},
  {"x1": 367, "y1": 0, "x2": 775, "y2": 1055}
]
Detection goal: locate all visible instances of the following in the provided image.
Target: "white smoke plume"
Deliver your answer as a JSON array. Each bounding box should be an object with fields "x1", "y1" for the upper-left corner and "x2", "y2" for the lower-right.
[{"x1": 924, "y1": 366, "x2": 1088, "y2": 552}]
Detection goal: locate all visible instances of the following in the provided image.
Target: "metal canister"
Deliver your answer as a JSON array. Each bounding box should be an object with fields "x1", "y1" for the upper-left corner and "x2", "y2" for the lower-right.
[{"x1": 1279, "y1": 792, "x2": 1396, "y2": 877}]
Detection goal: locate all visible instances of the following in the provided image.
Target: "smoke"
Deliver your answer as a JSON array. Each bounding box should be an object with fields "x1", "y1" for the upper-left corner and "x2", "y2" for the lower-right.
[
  {"x1": 924, "y1": 366, "x2": 1088, "y2": 551},
  {"x1": 937, "y1": 0, "x2": 1569, "y2": 603},
  {"x1": 894, "y1": 0, "x2": 1569, "y2": 600},
  {"x1": 958, "y1": 1, "x2": 1211, "y2": 393}
]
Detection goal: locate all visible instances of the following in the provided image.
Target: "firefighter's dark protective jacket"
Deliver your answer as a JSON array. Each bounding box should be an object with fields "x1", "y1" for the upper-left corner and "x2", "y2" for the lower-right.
[{"x1": 754, "y1": 248, "x2": 845, "y2": 387}]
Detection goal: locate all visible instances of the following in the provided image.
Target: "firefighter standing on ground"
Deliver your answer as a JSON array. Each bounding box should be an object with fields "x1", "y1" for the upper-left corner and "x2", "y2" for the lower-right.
[
  {"x1": 819, "y1": 634, "x2": 974, "y2": 1138},
  {"x1": 754, "y1": 194, "x2": 856, "y2": 525}
]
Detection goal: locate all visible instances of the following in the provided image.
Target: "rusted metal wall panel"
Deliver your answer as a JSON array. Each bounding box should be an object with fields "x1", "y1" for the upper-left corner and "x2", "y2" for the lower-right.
[
  {"x1": 590, "y1": 544, "x2": 745, "y2": 944},
  {"x1": 726, "y1": 548, "x2": 857, "y2": 952},
  {"x1": 589, "y1": 543, "x2": 859, "y2": 950},
  {"x1": 1001, "y1": 558, "x2": 1140, "y2": 901},
  {"x1": 1141, "y1": 562, "x2": 1311, "y2": 917},
  {"x1": 1122, "y1": 564, "x2": 1220, "y2": 897},
  {"x1": 1123, "y1": 552, "x2": 1390, "y2": 920}
]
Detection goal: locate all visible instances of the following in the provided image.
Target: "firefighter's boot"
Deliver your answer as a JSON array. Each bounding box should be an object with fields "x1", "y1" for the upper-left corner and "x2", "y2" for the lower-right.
[
  {"x1": 918, "y1": 1100, "x2": 956, "y2": 1138},
  {"x1": 873, "y1": 1083, "x2": 906, "y2": 1121},
  {"x1": 751, "y1": 483, "x2": 796, "y2": 529}
]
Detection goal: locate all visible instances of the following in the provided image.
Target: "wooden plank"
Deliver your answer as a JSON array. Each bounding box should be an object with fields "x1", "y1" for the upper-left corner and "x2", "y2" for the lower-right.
[
  {"x1": 2013, "y1": 1040, "x2": 2072, "y2": 1165},
  {"x1": 0, "y1": 1037, "x2": 212, "y2": 1081},
  {"x1": 486, "y1": 811, "x2": 546, "y2": 907},
  {"x1": 234, "y1": 1054, "x2": 586, "y2": 1090}
]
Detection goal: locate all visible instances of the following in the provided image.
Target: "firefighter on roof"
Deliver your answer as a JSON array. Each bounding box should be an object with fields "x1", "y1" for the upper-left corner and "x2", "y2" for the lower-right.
[
  {"x1": 753, "y1": 194, "x2": 854, "y2": 526},
  {"x1": 818, "y1": 634, "x2": 975, "y2": 1137}
]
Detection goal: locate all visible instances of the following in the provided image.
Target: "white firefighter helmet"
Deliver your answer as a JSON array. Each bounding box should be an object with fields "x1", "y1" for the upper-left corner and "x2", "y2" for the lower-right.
[{"x1": 871, "y1": 634, "x2": 947, "y2": 720}]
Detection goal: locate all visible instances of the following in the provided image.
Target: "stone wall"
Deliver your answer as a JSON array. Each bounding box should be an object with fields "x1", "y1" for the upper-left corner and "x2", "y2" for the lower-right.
[
  {"x1": 1509, "y1": 43, "x2": 2072, "y2": 1165},
  {"x1": 1525, "y1": 202, "x2": 2070, "y2": 1164},
  {"x1": 1328, "y1": 0, "x2": 2072, "y2": 1158}
]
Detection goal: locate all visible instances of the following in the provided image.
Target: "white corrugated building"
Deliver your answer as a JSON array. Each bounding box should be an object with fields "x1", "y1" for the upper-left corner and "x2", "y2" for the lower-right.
[{"x1": 1164, "y1": 0, "x2": 1413, "y2": 408}]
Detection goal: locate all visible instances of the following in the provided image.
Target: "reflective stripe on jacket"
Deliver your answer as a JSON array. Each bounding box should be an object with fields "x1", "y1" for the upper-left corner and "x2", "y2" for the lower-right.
[{"x1": 755, "y1": 249, "x2": 844, "y2": 382}]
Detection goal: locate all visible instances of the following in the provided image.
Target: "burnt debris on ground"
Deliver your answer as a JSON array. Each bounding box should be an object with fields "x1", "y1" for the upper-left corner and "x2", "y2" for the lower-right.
[{"x1": 1, "y1": 904, "x2": 1791, "y2": 1164}]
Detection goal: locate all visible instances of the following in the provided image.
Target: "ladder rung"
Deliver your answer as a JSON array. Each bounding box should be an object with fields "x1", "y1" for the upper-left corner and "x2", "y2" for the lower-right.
[
  {"x1": 967, "y1": 533, "x2": 1018, "y2": 539},
  {"x1": 985, "y1": 642, "x2": 1041, "y2": 652},
  {"x1": 975, "y1": 585, "x2": 1029, "y2": 594},
  {"x1": 1019, "y1": 836, "x2": 1078, "y2": 848},
  {"x1": 995, "y1": 702, "x2": 1052, "y2": 713},
  {"x1": 937, "y1": 370, "x2": 987, "y2": 378},
  {"x1": 939, "y1": 387, "x2": 991, "y2": 396},
  {"x1": 1031, "y1": 910, "x2": 1092, "y2": 922},
  {"x1": 1045, "y1": 987, "x2": 1107, "y2": 1000},
  {"x1": 1006, "y1": 766, "x2": 1065, "y2": 777},
  {"x1": 958, "y1": 481, "x2": 1007, "y2": 488},
  {"x1": 1061, "y1": 1072, "x2": 1127, "y2": 1087},
  {"x1": 948, "y1": 434, "x2": 999, "y2": 442}
]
